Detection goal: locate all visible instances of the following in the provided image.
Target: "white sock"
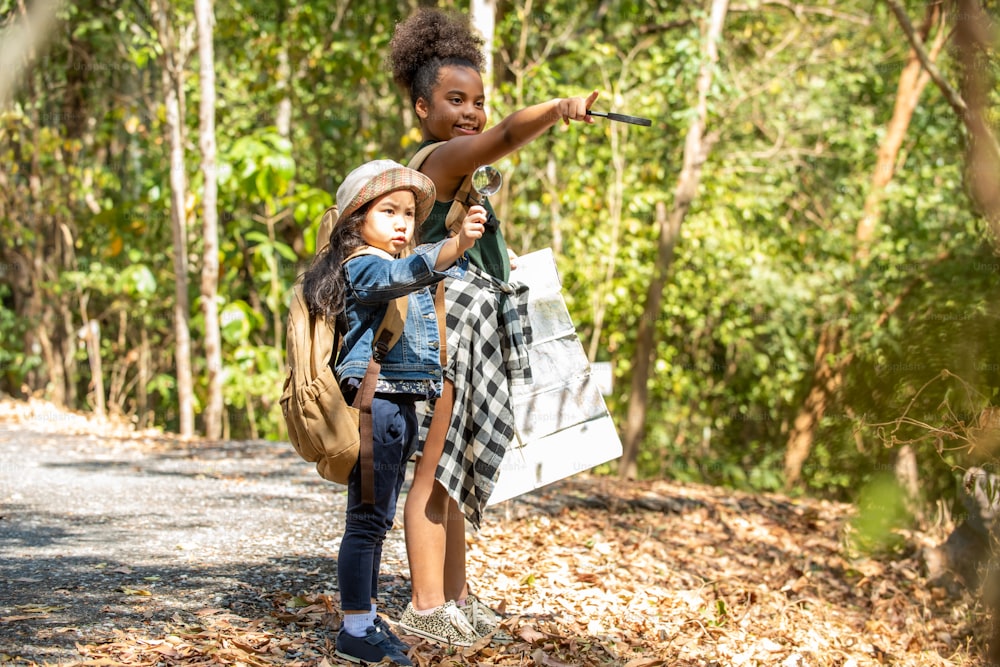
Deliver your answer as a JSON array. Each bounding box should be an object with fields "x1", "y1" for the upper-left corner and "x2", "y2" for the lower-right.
[{"x1": 343, "y1": 612, "x2": 374, "y2": 637}]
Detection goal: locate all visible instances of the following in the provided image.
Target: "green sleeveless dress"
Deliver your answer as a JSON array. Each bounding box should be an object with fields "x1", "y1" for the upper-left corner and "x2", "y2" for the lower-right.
[{"x1": 413, "y1": 140, "x2": 511, "y2": 282}]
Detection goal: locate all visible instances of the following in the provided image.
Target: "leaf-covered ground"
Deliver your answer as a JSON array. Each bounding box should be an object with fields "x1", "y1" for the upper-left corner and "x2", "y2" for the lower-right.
[
  {"x1": 0, "y1": 399, "x2": 991, "y2": 666},
  {"x1": 69, "y1": 482, "x2": 990, "y2": 666}
]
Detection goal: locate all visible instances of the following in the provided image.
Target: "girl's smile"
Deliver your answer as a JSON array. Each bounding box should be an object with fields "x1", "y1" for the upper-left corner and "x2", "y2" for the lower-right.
[{"x1": 417, "y1": 65, "x2": 487, "y2": 140}]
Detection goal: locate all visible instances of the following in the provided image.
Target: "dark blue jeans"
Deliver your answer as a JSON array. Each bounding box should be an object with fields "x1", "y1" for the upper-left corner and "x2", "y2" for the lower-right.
[{"x1": 338, "y1": 392, "x2": 418, "y2": 612}]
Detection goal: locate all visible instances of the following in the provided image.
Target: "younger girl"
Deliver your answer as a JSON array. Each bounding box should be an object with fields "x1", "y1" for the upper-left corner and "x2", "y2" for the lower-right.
[{"x1": 301, "y1": 159, "x2": 486, "y2": 665}]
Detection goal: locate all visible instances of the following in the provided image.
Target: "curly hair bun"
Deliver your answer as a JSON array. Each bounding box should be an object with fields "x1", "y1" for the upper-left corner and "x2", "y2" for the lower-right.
[{"x1": 389, "y1": 8, "x2": 485, "y2": 100}]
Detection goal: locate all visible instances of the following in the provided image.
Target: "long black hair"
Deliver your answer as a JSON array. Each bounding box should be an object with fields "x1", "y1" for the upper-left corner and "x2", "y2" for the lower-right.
[
  {"x1": 388, "y1": 8, "x2": 485, "y2": 109},
  {"x1": 300, "y1": 205, "x2": 369, "y2": 322}
]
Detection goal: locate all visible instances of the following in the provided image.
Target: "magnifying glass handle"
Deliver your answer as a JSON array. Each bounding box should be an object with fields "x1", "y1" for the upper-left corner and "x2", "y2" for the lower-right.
[{"x1": 586, "y1": 110, "x2": 653, "y2": 127}]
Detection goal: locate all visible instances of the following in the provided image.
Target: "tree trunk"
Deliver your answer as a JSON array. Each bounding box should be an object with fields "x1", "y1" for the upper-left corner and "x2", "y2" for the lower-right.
[
  {"x1": 165, "y1": 69, "x2": 194, "y2": 437},
  {"x1": 0, "y1": 0, "x2": 59, "y2": 107},
  {"x1": 139, "y1": 326, "x2": 150, "y2": 428},
  {"x1": 947, "y1": 4, "x2": 1000, "y2": 663},
  {"x1": 156, "y1": 2, "x2": 195, "y2": 437},
  {"x1": 83, "y1": 319, "x2": 106, "y2": 419},
  {"x1": 275, "y1": 45, "x2": 292, "y2": 139},
  {"x1": 620, "y1": 201, "x2": 678, "y2": 478},
  {"x1": 783, "y1": 323, "x2": 844, "y2": 486},
  {"x1": 617, "y1": 0, "x2": 729, "y2": 478},
  {"x1": 28, "y1": 53, "x2": 81, "y2": 407},
  {"x1": 782, "y1": 4, "x2": 946, "y2": 488},
  {"x1": 857, "y1": 4, "x2": 947, "y2": 251},
  {"x1": 26, "y1": 79, "x2": 66, "y2": 405},
  {"x1": 195, "y1": 0, "x2": 223, "y2": 439},
  {"x1": 886, "y1": 0, "x2": 1000, "y2": 243},
  {"x1": 952, "y1": 0, "x2": 1000, "y2": 243},
  {"x1": 469, "y1": 0, "x2": 496, "y2": 112}
]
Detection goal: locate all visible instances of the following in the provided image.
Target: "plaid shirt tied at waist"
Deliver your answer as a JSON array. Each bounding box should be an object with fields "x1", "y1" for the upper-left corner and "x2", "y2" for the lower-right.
[{"x1": 419, "y1": 264, "x2": 532, "y2": 529}]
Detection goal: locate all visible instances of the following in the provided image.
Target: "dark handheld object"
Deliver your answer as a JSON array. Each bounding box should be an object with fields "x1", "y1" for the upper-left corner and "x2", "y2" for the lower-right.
[{"x1": 586, "y1": 110, "x2": 652, "y2": 126}]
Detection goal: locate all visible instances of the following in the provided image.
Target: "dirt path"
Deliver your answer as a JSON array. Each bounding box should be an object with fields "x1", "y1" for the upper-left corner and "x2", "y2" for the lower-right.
[{"x1": 0, "y1": 401, "x2": 382, "y2": 664}]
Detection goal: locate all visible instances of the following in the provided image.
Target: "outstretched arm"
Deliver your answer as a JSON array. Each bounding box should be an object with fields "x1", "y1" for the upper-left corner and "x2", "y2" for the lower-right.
[{"x1": 422, "y1": 92, "x2": 599, "y2": 200}]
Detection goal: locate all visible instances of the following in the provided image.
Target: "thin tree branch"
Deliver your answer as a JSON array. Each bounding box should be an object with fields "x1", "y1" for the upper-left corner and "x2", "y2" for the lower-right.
[
  {"x1": 635, "y1": 19, "x2": 693, "y2": 35},
  {"x1": 729, "y1": 0, "x2": 870, "y2": 25},
  {"x1": 884, "y1": 0, "x2": 967, "y2": 115}
]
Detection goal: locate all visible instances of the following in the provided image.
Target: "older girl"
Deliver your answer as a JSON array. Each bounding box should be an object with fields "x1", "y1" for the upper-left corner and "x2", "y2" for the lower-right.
[{"x1": 388, "y1": 8, "x2": 599, "y2": 646}]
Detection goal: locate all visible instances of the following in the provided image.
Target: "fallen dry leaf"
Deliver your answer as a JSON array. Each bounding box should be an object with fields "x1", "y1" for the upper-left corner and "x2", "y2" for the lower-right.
[
  {"x1": 15, "y1": 604, "x2": 64, "y2": 613},
  {"x1": 517, "y1": 625, "x2": 547, "y2": 643},
  {"x1": 194, "y1": 607, "x2": 228, "y2": 616}
]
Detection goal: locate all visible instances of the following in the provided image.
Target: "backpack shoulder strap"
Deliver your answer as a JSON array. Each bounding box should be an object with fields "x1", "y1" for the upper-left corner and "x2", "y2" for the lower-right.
[
  {"x1": 316, "y1": 205, "x2": 338, "y2": 254},
  {"x1": 407, "y1": 142, "x2": 476, "y2": 235},
  {"x1": 407, "y1": 141, "x2": 443, "y2": 171},
  {"x1": 373, "y1": 296, "x2": 408, "y2": 356}
]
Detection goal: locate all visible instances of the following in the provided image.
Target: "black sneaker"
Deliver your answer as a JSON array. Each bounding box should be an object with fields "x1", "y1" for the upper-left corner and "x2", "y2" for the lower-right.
[
  {"x1": 374, "y1": 615, "x2": 410, "y2": 653},
  {"x1": 335, "y1": 625, "x2": 413, "y2": 666}
]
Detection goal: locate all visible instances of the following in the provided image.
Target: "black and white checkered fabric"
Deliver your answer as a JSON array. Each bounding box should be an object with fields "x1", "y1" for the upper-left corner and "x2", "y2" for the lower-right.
[{"x1": 419, "y1": 264, "x2": 532, "y2": 529}]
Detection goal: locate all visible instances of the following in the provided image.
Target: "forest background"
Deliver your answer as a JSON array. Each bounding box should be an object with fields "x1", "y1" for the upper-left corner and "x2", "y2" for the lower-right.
[{"x1": 1, "y1": 0, "x2": 998, "y2": 528}]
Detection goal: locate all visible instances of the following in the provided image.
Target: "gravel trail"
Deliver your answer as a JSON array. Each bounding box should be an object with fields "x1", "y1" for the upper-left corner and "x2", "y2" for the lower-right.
[{"x1": 0, "y1": 403, "x2": 399, "y2": 664}]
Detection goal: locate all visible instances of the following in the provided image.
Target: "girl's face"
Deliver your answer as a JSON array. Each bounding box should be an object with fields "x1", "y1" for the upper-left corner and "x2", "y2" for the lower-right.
[
  {"x1": 361, "y1": 190, "x2": 416, "y2": 255},
  {"x1": 416, "y1": 65, "x2": 486, "y2": 140}
]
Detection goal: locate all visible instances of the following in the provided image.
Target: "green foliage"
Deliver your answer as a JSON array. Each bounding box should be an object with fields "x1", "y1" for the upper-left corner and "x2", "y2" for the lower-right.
[
  {"x1": 0, "y1": 284, "x2": 42, "y2": 390},
  {"x1": 1, "y1": 0, "x2": 997, "y2": 514}
]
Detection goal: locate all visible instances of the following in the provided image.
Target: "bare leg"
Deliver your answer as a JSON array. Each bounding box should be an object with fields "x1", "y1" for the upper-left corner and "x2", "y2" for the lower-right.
[
  {"x1": 443, "y1": 495, "x2": 468, "y2": 602},
  {"x1": 404, "y1": 380, "x2": 460, "y2": 611}
]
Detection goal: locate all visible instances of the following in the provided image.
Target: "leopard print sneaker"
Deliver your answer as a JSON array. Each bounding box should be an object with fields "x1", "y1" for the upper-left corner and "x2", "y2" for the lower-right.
[
  {"x1": 397, "y1": 600, "x2": 480, "y2": 647},
  {"x1": 461, "y1": 594, "x2": 513, "y2": 643}
]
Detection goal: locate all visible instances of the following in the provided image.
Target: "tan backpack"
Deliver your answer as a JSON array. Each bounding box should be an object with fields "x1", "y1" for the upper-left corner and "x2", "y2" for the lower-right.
[{"x1": 280, "y1": 207, "x2": 406, "y2": 504}]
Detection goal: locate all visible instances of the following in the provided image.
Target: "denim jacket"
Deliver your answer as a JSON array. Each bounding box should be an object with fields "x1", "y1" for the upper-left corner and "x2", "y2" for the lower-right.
[{"x1": 335, "y1": 240, "x2": 467, "y2": 391}]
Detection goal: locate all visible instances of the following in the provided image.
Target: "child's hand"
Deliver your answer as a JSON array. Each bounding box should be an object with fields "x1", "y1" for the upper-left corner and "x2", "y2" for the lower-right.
[
  {"x1": 457, "y1": 205, "x2": 487, "y2": 253},
  {"x1": 557, "y1": 91, "x2": 600, "y2": 125}
]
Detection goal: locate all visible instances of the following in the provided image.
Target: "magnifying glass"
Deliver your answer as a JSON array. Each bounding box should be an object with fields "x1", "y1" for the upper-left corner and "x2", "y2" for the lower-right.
[
  {"x1": 471, "y1": 165, "x2": 502, "y2": 231},
  {"x1": 472, "y1": 164, "x2": 503, "y2": 199}
]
